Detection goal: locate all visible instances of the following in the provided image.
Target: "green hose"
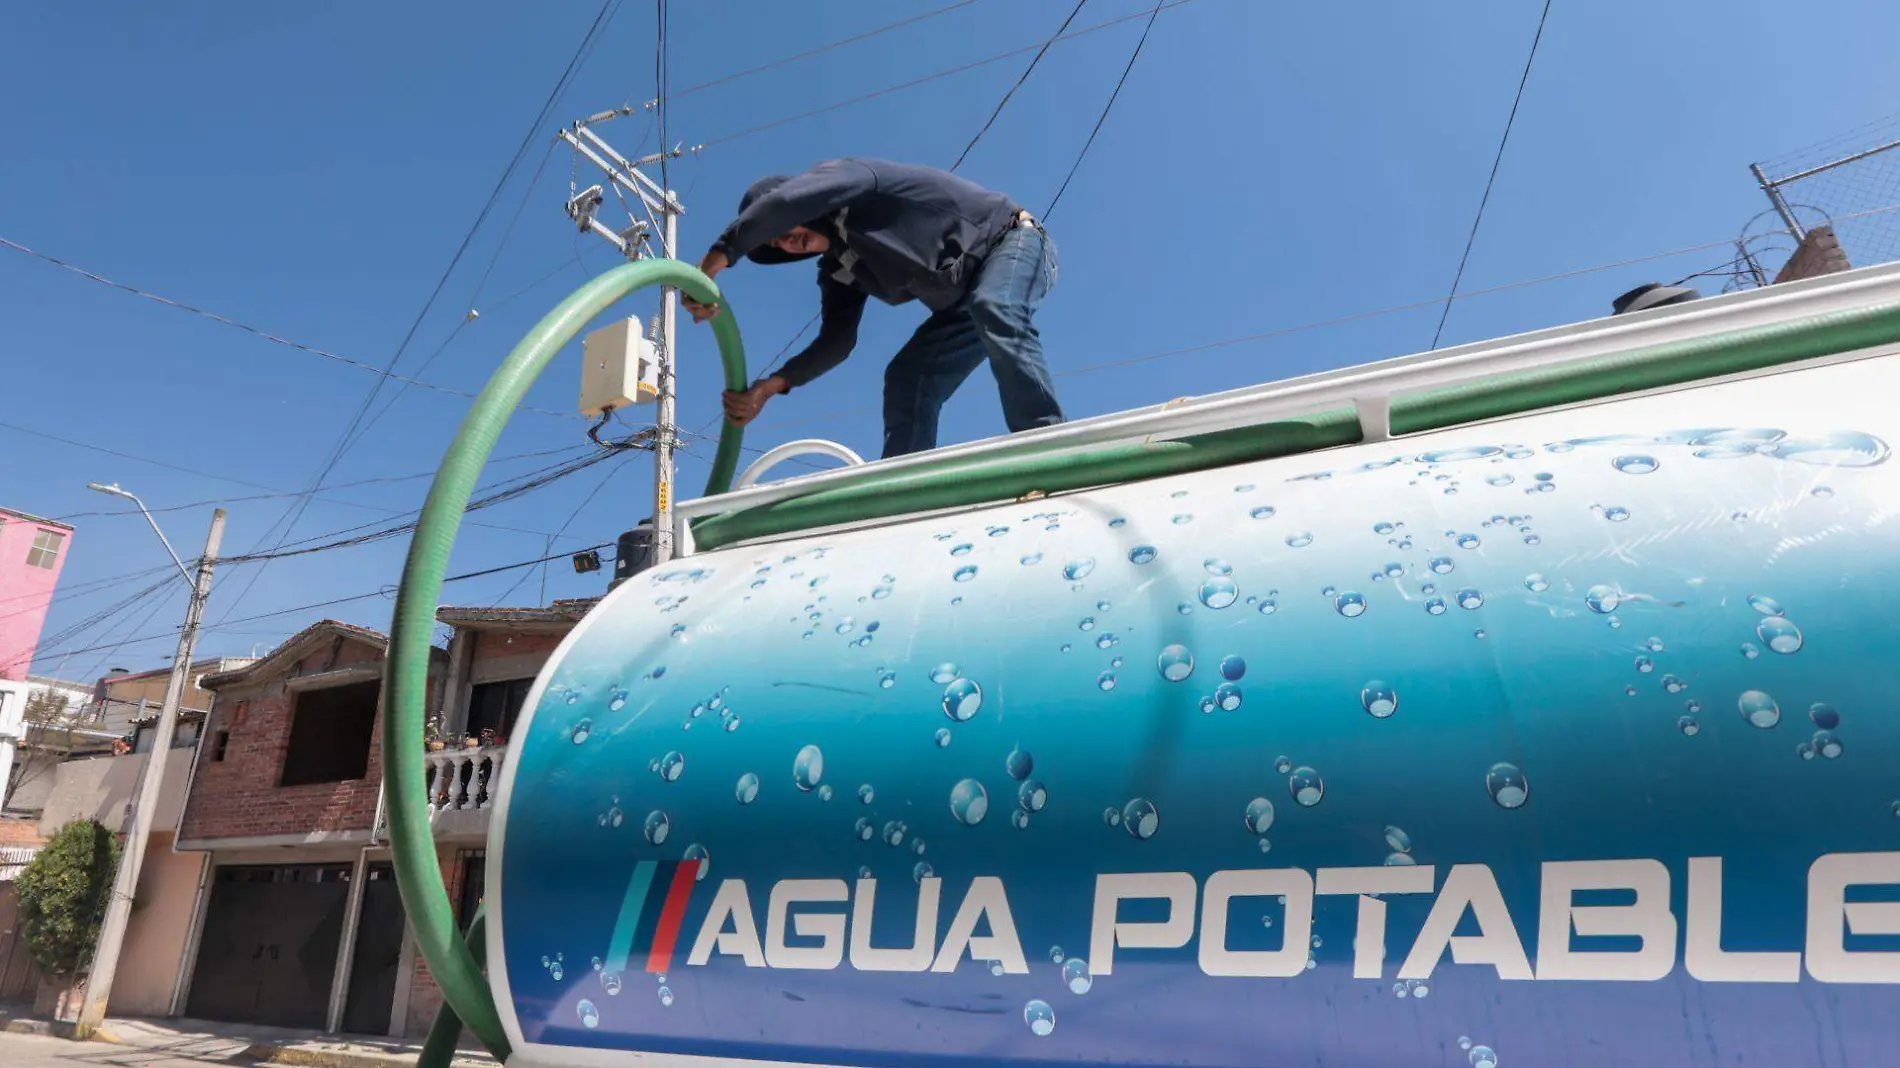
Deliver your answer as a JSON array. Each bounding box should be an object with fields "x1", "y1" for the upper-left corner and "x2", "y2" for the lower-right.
[{"x1": 386, "y1": 260, "x2": 747, "y2": 1061}]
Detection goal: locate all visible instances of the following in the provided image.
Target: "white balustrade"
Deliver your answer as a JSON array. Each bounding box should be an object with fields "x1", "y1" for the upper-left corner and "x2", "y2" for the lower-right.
[{"x1": 424, "y1": 743, "x2": 508, "y2": 816}]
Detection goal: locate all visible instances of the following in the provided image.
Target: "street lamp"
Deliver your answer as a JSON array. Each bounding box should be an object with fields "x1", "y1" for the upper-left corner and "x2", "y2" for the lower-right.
[{"x1": 73, "y1": 484, "x2": 227, "y2": 1035}]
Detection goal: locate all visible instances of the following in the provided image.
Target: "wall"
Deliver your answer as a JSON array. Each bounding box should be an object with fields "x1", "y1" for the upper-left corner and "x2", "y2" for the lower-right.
[
  {"x1": 0, "y1": 883, "x2": 46, "y2": 1003},
  {"x1": 178, "y1": 639, "x2": 391, "y2": 846},
  {"x1": 96, "y1": 658, "x2": 236, "y2": 733},
  {"x1": 37, "y1": 747, "x2": 194, "y2": 836},
  {"x1": 111, "y1": 831, "x2": 202, "y2": 1016},
  {"x1": 402, "y1": 845, "x2": 473, "y2": 1038},
  {"x1": 0, "y1": 513, "x2": 72, "y2": 681}
]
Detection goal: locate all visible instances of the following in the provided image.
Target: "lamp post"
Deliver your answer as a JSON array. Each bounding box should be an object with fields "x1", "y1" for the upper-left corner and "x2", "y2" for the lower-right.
[{"x1": 74, "y1": 485, "x2": 225, "y2": 1034}]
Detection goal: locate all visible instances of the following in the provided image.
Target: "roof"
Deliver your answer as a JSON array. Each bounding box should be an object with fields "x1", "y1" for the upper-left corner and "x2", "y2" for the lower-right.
[
  {"x1": 26, "y1": 675, "x2": 90, "y2": 691},
  {"x1": 436, "y1": 598, "x2": 599, "y2": 629},
  {"x1": 200, "y1": 619, "x2": 412, "y2": 689},
  {"x1": 101, "y1": 656, "x2": 254, "y2": 686},
  {"x1": 0, "y1": 506, "x2": 74, "y2": 531}
]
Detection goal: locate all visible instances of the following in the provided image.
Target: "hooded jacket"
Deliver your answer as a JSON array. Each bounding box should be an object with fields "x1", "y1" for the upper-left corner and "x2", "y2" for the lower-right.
[{"x1": 708, "y1": 158, "x2": 1023, "y2": 390}]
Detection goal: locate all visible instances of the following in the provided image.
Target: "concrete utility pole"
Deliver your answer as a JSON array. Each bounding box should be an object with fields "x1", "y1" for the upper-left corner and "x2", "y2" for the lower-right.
[
  {"x1": 559, "y1": 108, "x2": 699, "y2": 565},
  {"x1": 76, "y1": 506, "x2": 225, "y2": 1033}
]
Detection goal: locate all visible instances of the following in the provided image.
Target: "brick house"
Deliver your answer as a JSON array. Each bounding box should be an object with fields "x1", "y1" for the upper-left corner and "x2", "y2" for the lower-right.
[{"x1": 168, "y1": 602, "x2": 591, "y2": 1038}]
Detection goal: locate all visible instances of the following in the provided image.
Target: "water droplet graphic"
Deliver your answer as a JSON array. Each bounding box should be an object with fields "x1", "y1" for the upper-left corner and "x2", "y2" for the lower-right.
[
  {"x1": 1095, "y1": 633, "x2": 1120, "y2": 649},
  {"x1": 570, "y1": 719, "x2": 593, "y2": 744},
  {"x1": 1011, "y1": 809, "x2": 1031, "y2": 829},
  {"x1": 1215, "y1": 655, "x2": 1247, "y2": 682},
  {"x1": 855, "y1": 817, "x2": 875, "y2": 841},
  {"x1": 1661, "y1": 674, "x2": 1686, "y2": 693},
  {"x1": 1275, "y1": 756, "x2": 1292, "y2": 774},
  {"x1": 1103, "y1": 807, "x2": 1121, "y2": 827},
  {"x1": 1244, "y1": 797, "x2": 1275, "y2": 834},
  {"x1": 950, "y1": 543, "x2": 972, "y2": 557},
  {"x1": 793, "y1": 745, "x2": 825, "y2": 791},
  {"x1": 1585, "y1": 585, "x2": 1621, "y2": 614},
  {"x1": 1286, "y1": 531, "x2": 1314, "y2": 548},
  {"x1": 883, "y1": 821, "x2": 908, "y2": 846},
  {"x1": 950, "y1": 779, "x2": 989, "y2": 825},
  {"x1": 942, "y1": 678, "x2": 983, "y2": 721},
  {"x1": 1747, "y1": 594, "x2": 1785, "y2": 617},
  {"x1": 1097, "y1": 671, "x2": 1118, "y2": 691},
  {"x1": 934, "y1": 728, "x2": 952, "y2": 748},
  {"x1": 1172, "y1": 514, "x2": 1193, "y2": 526},
  {"x1": 683, "y1": 843, "x2": 710, "y2": 880},
  {"x1": 1257, "y1": 598, "x2": 1278, "y2": 615},
  {"x1": 1157, "y1": 645, "x2": 1194, "y2": 682},
  {"x1": 1063, "y1": 957, "x2": 1092, "y2": 994},
  {"x1": 818, "y1": 784, "x2": 834, "y2": 801},
  {"x1": 1024, "y1": 1000, "x2": 1056, "y2": 1037},
  {"x1": 1486, "y1": 763, "x2": 1529, "y2": 809},
  {"x1": 877, "y1": 670, "x2": 896, "y2": 690},
  {"x1": 1456, "y1": 533, "x2": 1481, "y2": 549},
  {"x1": 607, "y1": 687, "x2": 629, "y2": 713},
  {"x1": 577, "y1": 999, "x2": 599, "y2": 1028},
  {"x1": 1524, "y1": 573, "x2": 1550, "y2": 593},
  {"x1": 1456, "y1": 588, "x2": 1484, "y2": 610},
  {"x1": 1018, "y1": 780, "x2": 1048, "y2": 813},
  {"x1": 735, "y1": 773, "x2": 760, "y2": 805},
  {"x1": 1603, "y1": 506, "x2": 1631, "y2": 522},
  {"x1": 1005, "y1": 748, "x2": 1034, "y2": 780},
  {"x1": 1289, "y1": 767, "x2": 1324, "y2": 807},
  {"x1": 1063, "y1": 558, "x2": 1096, "y2": 581},
  {"x1": 1123, "y1": 798, "x2": 1160, "y2": 839},
  {"x1": 1204, "y1": 557, "x2": 1234, "y2": 576},
  {"x1": 1469, "y1": 1045, "x2": 1498, "y2": 1068},
  {"x1": 1200, "y1": 578, "x2": 1239, "y2": 609},
  {"x1": 1384, "y1": 562, "x2": 1405, "y2": 579},
  {"x1": 1633, "y1": 656, "x2": 1655, "y2": 675},
  {"x1": 1738, "y1": 690, "x2": 1781, "y2": 729},
  {"x1": 913, "y1": 861, "x2": 935, "y2": 884},
  {"x1": 1384, "y1": 825, "x2": 1412, "y2": 852},
  {"x1": 1250, "y1": 506, "x2": 1277, "y2": 521},
  {"x1": 1614, "y1": 454, "x2": 1659, "y2": 474},
  {"x1": 1809, "y1": 702, "x2": 1841, "y2": 730},
  {"x1": 1487, "y1": 473, "x2": 1515, "y2": 487},
  {"x1": 1757, "y1": 616, "x2": 1803, "y2": 654},
  {"x1": 988, "y1": 960, "x2": 1005, "y2": 976},
  {"x1": 1425, "y1": 597, "x2": 1448, "y2": 616},
  {"x1": 1677, "y1": 715, "x2": 1701, "y2": 737},
  {"x1": 952, "y1": 565, "x2": 978, "y2": 583},
  {"x1": 1334, "y1": 591, "x2": 1368, "y2": 617},
  {"x1": 644, "y1": 810, "x2": 671, "y2": 845},
  {"x1": 1808, "y1": 728, "x2": 1843, "y2": 758},
  {"x1": 1361, "y1": 680, "x2": 1398, "y2": 718},
  {"x1": 601, "y1": 970, "x2": 622, "y2": 995},
  {"x1": 1128, "y1": 545, "x2": 1158, "y2": 565},
  {"x1": 1813, "y1": 485, "x2": 1835, "y2": 498}
]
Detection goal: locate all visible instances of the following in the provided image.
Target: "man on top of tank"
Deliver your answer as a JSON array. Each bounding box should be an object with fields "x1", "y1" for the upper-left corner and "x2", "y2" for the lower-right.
[{"x1": 682, "y1": 157, "x2": 1066, "y2": 459}]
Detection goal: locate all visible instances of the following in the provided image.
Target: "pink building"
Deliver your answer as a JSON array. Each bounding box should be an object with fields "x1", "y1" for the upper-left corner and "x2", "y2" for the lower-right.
[{"x1": 0, "y1": 508, "x2": 75, "y2": 680}]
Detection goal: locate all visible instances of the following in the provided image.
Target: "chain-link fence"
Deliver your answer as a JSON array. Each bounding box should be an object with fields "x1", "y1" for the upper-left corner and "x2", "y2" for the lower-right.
[{"x1": 1750, "y1": 112, "x2": 1900, "y2": 277}]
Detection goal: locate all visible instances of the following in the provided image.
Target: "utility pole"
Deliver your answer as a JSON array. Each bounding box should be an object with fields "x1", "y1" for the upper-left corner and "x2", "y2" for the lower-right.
[
  {"x1": 76, "y1": 508, "x2": 225, "y2": 1033},
  {"x1": 558, "y1": 108, "x2": 699, "y2": 565}
]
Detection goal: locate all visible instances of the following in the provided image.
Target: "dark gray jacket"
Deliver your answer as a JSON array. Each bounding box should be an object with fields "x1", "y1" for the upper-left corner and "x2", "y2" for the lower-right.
[{"x1": 708, "y1": 158, "x2": 1023, "y2": 390}]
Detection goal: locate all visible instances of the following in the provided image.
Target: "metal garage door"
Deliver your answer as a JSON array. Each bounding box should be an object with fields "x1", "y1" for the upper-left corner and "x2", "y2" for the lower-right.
[{"x1": 185, "y1": 863, "x2": 349, "y2": 1029}]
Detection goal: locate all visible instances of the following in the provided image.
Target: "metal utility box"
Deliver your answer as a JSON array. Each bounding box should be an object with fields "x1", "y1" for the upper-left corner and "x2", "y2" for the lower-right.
[{"x1": 579, "y1": 318, "x2": 659, "y2": 415}]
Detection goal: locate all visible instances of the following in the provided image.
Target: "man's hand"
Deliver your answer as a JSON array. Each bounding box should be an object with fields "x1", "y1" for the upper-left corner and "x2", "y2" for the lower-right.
[
  {"x1": 683, "y1": 250, "x2": 731, "y2": 324},
  {"x1": 723, "y1": 375, "x2": 788, "y2": 427}
]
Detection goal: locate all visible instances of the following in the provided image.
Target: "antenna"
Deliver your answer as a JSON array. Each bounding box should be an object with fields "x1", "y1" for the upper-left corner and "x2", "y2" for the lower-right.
[{"x1": 558, "y1": 107, "x2": 705, "y2": 566}]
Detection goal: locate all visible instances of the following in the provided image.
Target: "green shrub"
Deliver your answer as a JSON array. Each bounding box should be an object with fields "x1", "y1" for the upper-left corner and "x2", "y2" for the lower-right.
[{"x1": 14, "y1": 819, "x2": 120, "y2": 976}]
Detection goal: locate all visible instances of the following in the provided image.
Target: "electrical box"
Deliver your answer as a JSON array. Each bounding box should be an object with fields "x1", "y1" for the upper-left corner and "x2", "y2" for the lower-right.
[{"x1": 579, "y1": 317, "x2": 659, "y2": 415}]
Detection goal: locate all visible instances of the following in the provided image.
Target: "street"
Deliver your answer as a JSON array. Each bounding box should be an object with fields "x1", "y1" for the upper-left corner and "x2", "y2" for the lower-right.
[{"x1": 0, "y1": 1029, "x2": 256, "y2": 1068}]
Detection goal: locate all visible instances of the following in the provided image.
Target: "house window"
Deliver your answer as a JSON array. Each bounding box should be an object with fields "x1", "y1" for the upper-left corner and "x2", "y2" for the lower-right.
[
  {"x1": 26, "y1": 529, "x2": 65, "y2": 569},
  {"x1": 465, "y1": 678, "x2": 534, "y2": 742},
  {"x1": 210, "y1": 730, "x2": 231, "y2": 762},
  {"x1": 279, "y1": 680, "x2": 379, "y2": 786}
]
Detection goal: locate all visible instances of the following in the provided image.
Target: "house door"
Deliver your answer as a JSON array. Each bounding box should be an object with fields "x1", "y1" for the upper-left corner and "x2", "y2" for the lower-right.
[
  {"x1": 340, "y1": 863, "x2": 405, "y2": 1035},
  {"x1": 186, "y1": 864, "x2": 350, "y2": 1029}
]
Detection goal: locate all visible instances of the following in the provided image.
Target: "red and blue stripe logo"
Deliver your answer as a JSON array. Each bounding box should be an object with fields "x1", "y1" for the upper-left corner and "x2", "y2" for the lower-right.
[{"x1": 603, "y1": 859, "x2": 702, "y2": 975}]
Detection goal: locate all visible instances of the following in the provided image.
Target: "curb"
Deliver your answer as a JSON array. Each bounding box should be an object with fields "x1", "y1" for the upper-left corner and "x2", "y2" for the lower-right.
[
  {"x1": 244, "y1": 1042, "x2": 497, "y2": 1068},
  {"x1": 3, "y1": 1019, "x2": 52, "y2": 1036}
]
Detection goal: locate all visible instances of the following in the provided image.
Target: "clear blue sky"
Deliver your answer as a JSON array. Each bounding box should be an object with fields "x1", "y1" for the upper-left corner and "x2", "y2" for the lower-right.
[{"x1": 6, "y1": 0, "x2": 1898, "y2": 681}]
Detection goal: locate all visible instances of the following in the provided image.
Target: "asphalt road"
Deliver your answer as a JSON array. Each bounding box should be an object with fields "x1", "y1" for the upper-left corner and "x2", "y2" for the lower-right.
[{"x1": 0, "y1": 1031, "x2": 244, "y2": 1068}]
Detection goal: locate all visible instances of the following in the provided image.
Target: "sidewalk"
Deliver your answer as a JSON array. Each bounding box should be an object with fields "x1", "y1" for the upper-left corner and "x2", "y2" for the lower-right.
[{"x1": 0, "y1": 1003, "x2": 498, "y2": 1068}]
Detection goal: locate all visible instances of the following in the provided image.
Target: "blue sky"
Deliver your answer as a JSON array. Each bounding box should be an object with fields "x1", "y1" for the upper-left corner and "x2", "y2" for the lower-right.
[{"x1": 5, "y1": 0, "x2": 1898, "y2": 681}]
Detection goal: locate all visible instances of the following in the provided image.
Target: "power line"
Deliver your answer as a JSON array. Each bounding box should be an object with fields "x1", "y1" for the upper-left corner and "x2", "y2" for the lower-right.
[
  {"x1": 218, "y1": 0, "x2": 627, "y2": 623},
  {"x1": 953, "y1": 0, "x2": 1089, "y2": 171},
  {"x1": 1428, "y1": 0, "x2": 1555, "y2": 350},
  {"x1": 1044, "y1": 0, "x2": 1164, "y2": 220},
  {"x1": 697, "y1": 0, "x2": 1204, "y2": 151},
  {"x1": 671, "y1": 0, "x2": 986, "y2": 101}
]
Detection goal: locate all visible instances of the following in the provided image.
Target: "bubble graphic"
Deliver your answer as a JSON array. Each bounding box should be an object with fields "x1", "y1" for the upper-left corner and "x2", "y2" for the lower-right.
[
  {"x1": 1286, "y1": 532, "x2": 1314, "y2": 549},
  {"x1": 1469, "y1": 1046, "x2": 1498, "y2": 1068},
  {"x1": 950, "y1": 543, "x2": 972, "y2": 557},
  {"x1": 601, "y1": 971, "x2": 622, "y2": 995},
  {"x1": 913, "y1": 861, "x2": 935, "y2": 884},
  {"x1": 942, "y1": 678, "x2": 983, "y2": 721},
  {"x1": 930, "y1": 663, "x2": 961, "y2": 685},
  {"x1": 643, "y1": 810, "x2": 671, "y2": 845},
  {"x1": 1157, "y1": 645, "x2": 1195, "y2": 681},
  {"x1": 1425, "y1": 597, "x2": 1448, "y2": 616},
  {"x1": 1524, "y1": 573, "x2": 1550, "y2": 593},
  {"x1": 1275, "y1": 756, "x2": 1292, "y2": 774},
  {"x1": 934, "y1": 728, "x2": 952, "y2": 748},
  {"x1": 1019, "y1": 781, "x2": 1048, "y2": 813},
  {"x1": 952, "y1": 565, "x2": 978, "y2": 583},
  {"x1": 1634, "y1": 656, "x2": 1654, "y2": 674},
  {"x1": 1362, "y1": 680, "x2": 1398, "y2": 718},
  {"x1": 1740, "y1": 642, "x2": 1761, "y2": 659},
  {"x1": 1331, "y1": 590, "x2": 1367, "y2": 618},
  {"x1": 1430, "y1": 556, "x2": 1455, "y2": 575},
  {"x1": 1809, "y1": 702, "x2": 1841, "y2": 730},
  {"x1": 1289, "y1": 767, "x2": 1324, "y2": 807},
  {"x1": 577, "y1": 999, "x2": 599, "y2": 1028},
  {"x1": 1384, "y1": 825, "x2": 1412, "y2": 853},
  {"x1": 1456, "y1": 588, "x2": 1484, "y2": 610},
  {"x1": 1250, "y1": 506, "x2": 1277, "y2": 521},
  {"x1": 1757, "y1": 616, "x2": 1803, "y2": 654},
  {"x1": 607, "y1": 687, "x2": 629, "y2": 713},
  {"x1": 1063, "y1": 559, "x2": 1096, "y2": 581},
  {"x1": 950, "y1": 779, "x2": 990, "y2": 825},
  {"x1": 883, "y1": 821, "x2": 907, "y2": 846},
  {"x1": 683, "y1": 844, "x2": 710, "y2": 880},
  {"x1": 570, "y1": 719, "x2": 593, "y2": 744},
  {"x1": 1128, "y1": 545, "x2": 1158, "y2": 565},
  {"x1": 1813, "y1": 485, "x2": 1835, "y2": 498},
  {"x1": 1103, "y1": 807, "x2": 1122, "y2": 827},
  {"x1": 1661, "y1": 674, "x2": 1686, "y2": 694},
  {"x1": 1005, "y1": 748, "x2": 1034, "y2": 781},
  {"x1": 1487, "y1": 473, "x2": 1515, "y2": 487},
  {"x1": 658, "y1": 750, "x2": 685, "y2": 782},
  {"x1": 1212, "y1": 682, "x2": 1243, "y2": 711},
  {"x1": 1739, "y1": 690, "x2": 1781, "y2": 729},
  {"x1": 1199, "y1": 578, "x2": 1239, "y2": 609},
  {"x1": 1456, "y1": 533, "x2": 1481, "y2": 549},
  {"x1": 1123, "y1": 798, "x2": 1160, "y2": 839},
  {"x1": 1678, "y1": 715, "x2": 1700, "y2": 736},
  {"x1": 1215, "y1": 655, "x2": 1247, "y2": 682},
  {"x1": 1585, "y1": 585, "x2": 1621, "y2": 613},
  {"x1": 1244, "y1": 797, "x2": 1275, "y2": 834},
  {"x1": 1019, "y1": 553, "x2": 1042, "y2": 567},
  {"x1": 1486, "y1": 763, "x2": 1529, "y2": 809},
  {"x1": 1612, "y1": 454, "x2": 1659, "y2": 475},
  {"x1": 1060, "y1": 957, "x2": 1093, "y2": 994},
  {"x1": 1024, "y1": 1000, "x2": 1056, "y2": 1037},
  {"x1": 1257, "y1": 598, "x2": 1278, "y2": 615},
  {"x1": 855, "y1": 817, "x2": 875, "y2": 842}
]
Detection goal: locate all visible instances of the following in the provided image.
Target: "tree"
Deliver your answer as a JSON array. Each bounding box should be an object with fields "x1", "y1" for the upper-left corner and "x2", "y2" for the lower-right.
[
  {"x1": 13, "y1": 819, "x2": 120, "y2": 977},
  {"x1": 22, "y1": 688, "x2": 72, "y2": 726}
]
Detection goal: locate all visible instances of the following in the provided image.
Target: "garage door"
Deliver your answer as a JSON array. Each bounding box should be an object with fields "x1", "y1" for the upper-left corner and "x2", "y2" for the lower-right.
[{"x1": 186, "y1": 863, "x2": 350, "y2": 1029}]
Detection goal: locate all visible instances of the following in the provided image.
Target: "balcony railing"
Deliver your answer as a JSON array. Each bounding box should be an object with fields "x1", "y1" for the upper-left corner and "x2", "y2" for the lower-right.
[{"x1": 424, "y1": 743, "x2": 507, "y2": 823}]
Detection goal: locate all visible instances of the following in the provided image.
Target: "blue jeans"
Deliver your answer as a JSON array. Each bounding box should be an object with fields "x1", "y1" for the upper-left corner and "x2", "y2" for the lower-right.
[{"x1": 881, "y1": 225, "x2": 1065, "y2": 458}]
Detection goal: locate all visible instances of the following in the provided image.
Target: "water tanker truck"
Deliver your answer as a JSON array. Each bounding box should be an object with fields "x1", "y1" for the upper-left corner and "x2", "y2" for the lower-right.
[{"x1": 385, "y1": 259, "x2": 1900, "y2": 1068}]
